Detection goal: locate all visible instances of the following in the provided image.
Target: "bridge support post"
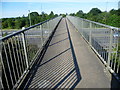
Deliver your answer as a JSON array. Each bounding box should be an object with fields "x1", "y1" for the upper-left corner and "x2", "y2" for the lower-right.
[{"x1": 21, "y1": 32, "x2": 29, "y2": 68}]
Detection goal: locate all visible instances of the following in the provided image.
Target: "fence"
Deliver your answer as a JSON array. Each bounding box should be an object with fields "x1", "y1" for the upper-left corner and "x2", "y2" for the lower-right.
[
  {"x1": 67, "y1": 16, "x2": 120, "y2": 81},
  {"x1": 0, "y1": 16, "x2": 62, "y2": 89}
]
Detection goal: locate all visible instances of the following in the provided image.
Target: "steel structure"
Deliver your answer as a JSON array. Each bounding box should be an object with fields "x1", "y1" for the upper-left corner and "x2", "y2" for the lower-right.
[
  {"x1": 67, "y1": 16, "x2": 120, "y2": 82},
  {"x1": 0, "y1": 16, "x2": 62, "y2": 89}
]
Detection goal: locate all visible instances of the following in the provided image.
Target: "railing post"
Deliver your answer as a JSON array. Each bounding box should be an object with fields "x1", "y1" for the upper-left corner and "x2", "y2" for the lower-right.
[
  {"x1": 47, "y1": 21, "x2": 50, "y2": 38},
  {"x1": 82, "y1": 19, "x2": 84, "y2": 35},
  {"x1": 89, "y1": 22, "x2": 92, "y2": 45},
  {"x1": 107, "y1": 29, "x2": 113, "y2": 69},
  {"x1": 40, "y1": 25, "x2": 43, "y2": 46},
  {"x1": 21, "y1": 32, "x2": 29, "y2": 68}
]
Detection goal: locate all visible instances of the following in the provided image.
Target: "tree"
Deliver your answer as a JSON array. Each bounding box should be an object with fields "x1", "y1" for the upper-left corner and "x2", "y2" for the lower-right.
[
  {"x1": 60, "y1": 14, "x2": 66, "y2": 17},
  {"x1": 54, "y1": 14, "x2": 58, "y2": 17},
  {"x1": 117, "y1": 9, "x2": 120, "y2": 16},
  {"x1": 49, "y1": 11, "x2": 54, "y2": 17},
  {"x1": 69, "y1": 13, "x2": 75, "y2": 16},
  {"x1": 7, "y1": 18, "x2": 15, "y2": 29},
  {"x1": 14, "y1": 19, "x2": 26, "y2": 29},
  {"x1": 88, "y1": 8, "x2": 102, "y2": 16},
  {"x1": 29, "y1": 12, "x2": 39, "y2": 17},
  {"x1": 76, "y1": 10, "x2": 84, "y2": 18},
  {"x1": 110, "y1": 9, "x2": 117, "y2": 15},
  {"x1": 2, "y1": 20, "x2": 8, "y2": 28}
]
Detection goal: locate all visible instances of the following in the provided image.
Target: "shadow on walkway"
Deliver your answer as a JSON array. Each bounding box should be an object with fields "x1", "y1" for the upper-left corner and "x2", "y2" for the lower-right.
[
  {"x1": 111, "y1": 74, "x2": 120, "y2": 89},
  {"x1": 21, "y1": 18, "x2": 81, "y2": 89}
]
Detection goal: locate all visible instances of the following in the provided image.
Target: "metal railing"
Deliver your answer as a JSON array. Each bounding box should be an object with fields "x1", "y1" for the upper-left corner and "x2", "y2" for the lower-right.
[
  {"x1": 67, "y1": 16, "x2": 120, "y2": 81},
  {"x1": 0, "y1": 16, "x2": 62, "y2": 89}
]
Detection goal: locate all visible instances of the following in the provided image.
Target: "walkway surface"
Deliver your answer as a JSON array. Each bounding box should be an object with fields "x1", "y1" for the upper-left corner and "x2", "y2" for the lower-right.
[{"x1": 23, "y1": 18, "x2": 111, "y2": 89}]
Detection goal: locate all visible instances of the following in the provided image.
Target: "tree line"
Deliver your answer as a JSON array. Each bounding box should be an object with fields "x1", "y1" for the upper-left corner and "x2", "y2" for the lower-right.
[
  {"x1": 69, "y1": 8, "x2": 120, "y2": 28},
  {"x1": 1, "y1": 11, "x2": 58, "y2": 29},
  {"x1": 1, "y1": 8, "x2": 120, "y2": 30}
]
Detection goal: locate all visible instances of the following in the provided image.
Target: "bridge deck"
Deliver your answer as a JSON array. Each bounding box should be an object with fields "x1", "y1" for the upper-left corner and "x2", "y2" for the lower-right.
[{"x1": 23, "y1": 18, "x2": 111, "y2": 89}]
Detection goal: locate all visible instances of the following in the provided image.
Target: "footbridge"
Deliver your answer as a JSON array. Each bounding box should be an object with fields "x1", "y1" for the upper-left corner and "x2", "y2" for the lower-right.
[{"x1": 0, "y1": 16, "x2": 120, "y2": 89}]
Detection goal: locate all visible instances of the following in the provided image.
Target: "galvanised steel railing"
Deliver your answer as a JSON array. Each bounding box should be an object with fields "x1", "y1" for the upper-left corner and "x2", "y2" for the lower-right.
[
  {"x1": 0, "y1": 16, "x2": 62, "y2": 89},
  {"x1": 67, "y1": 16, "x2": 120, "y2": 81}
]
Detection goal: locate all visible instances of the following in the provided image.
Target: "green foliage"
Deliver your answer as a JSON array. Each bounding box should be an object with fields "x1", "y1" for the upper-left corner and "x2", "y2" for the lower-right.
[
  {"x1": 2, "y1": 32, "x2": 8, "y2": 37},
  {"x1": 60, "y1": 14, "x2": 66, "y2": 17},
  {"x1": 30, "y1": 12, "x2": 39, "y2": 17},
  {"x1": 88, "y1": 8, "x2": 102, "y2": 16},
  {"x1": 49, "y1": 11, "x2": 54, "y2": 18},
  {"x1": 70, "y1": 8, "x2": 120, "y2": 28},
  {"x1": 110, "y1": 42, "x2": 120, "y2": 66},
  {"x1": 2, "y1": 8, "x2": 120, "y2": 29},
  {"x1": 76, "y1": 10, "x2": 86, "y2": 18},
  {"x1": 2, "y1": 11, "x2": 58, "y2": 29},
  {"x1": 2, "y1": 20, "x2": 8, "y2": 28},
  {"x1": 70, "y1": 8, "x2": 120, "y2": 67},
  {"x1": 69, "y1": 13, "x2": 76, "y2": 16}
]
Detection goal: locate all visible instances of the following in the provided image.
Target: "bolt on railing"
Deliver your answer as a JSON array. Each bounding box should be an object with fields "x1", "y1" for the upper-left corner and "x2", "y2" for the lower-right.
[
  {"x1": 67, "y1": 16, "x2": 120, "y2": 82},
  {"x1": 0, "y1": 16, "x2": 62, "y2": 89}
]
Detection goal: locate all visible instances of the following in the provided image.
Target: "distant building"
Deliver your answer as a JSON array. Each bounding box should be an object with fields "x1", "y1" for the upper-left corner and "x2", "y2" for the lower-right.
[{"x1": 118, "y1": 1, "x2": 120, "y2": 9}]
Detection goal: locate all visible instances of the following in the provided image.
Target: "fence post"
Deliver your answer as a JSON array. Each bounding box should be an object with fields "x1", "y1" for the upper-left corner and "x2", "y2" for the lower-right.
[
  {"x1": 107, "y1": 29, "x2": 113, "y2": 69},
  {"x1": 21, "y1": 32, "x2": 29, "y2": 68}
]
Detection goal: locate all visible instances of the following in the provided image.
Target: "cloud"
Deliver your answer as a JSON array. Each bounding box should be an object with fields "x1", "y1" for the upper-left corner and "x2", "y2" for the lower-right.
[{"x1": 1, "y1": 0, "x2": 119, "y2": 2}]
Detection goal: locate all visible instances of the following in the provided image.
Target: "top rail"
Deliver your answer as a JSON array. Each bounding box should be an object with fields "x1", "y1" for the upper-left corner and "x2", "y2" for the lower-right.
[
  {"x1": 72, "y1": 16, "x2": 120, "y2": 31},
  {"x1": 67, "y1": 15, "x2": 120, "y2": 83},
  {"x1": 0, "y1": 16, "x2": 62, "y2": 89},
  {"x1": 0, "y1": 16, "x2": 58, "y2": 41}
]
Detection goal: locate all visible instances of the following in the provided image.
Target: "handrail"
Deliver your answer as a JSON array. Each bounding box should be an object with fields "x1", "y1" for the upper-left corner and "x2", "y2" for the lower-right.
[
  {"x1": 0, "y1": 16, "x2": 62, "y2": 89},
  {"x1": 72, "y1": 16, "x2": 120, "y2": 31},
  {"x1": 1, "y1": 17, "x2": 57, "y2": 41},
  {"x1": 82, "y1": 18, "x2": 120, "y2": 31},
  {"x1": 67, "y1": 15, "x2": 120, "y2": 83}
]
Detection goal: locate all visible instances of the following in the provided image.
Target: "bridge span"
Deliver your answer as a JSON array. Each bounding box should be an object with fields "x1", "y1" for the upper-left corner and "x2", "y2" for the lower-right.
[{"x1": 0, "y1": 16, "x2": 120, "y2": 89}]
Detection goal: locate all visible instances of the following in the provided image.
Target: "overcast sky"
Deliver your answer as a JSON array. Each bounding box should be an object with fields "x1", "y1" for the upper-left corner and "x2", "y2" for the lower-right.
[{"x1": 1, "y1": 0, "x2": 120, "y2": 18}]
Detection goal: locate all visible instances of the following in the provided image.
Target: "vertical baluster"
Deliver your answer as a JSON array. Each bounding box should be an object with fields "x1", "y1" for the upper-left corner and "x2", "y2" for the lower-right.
[
  {"x1": 18, "y1": 35, "x2": 27, "y2": 70},
  {"x1": 3, "y1": 42, "x2": 14, "y2": 87},
  {"x1": 7, "y1": 39, "x2": 17, "y2": 83},
  {"x1": 107, "y1": 29, "x2": 113, "y2": 69},
  {"x1": 21, "y1": 32, "x2": 29, "y2": 68},
  {"x1": 13, "y1": 37, "x2": 22, "y2": 76},
  {"x1": 113, "y1": 31, "x2": 119, "y2": 71},
  {"x1": 116, "y1": 54, "x2": 120, "y2": 73},
  {"x1": 0, "y1": 43, "x2": 10, "y2": 89},
  {"x1": 17, "y1": 35, "x2": 25, "y2": 72},
  {"x1": 10, "y1": 37, "x2": 20, "y2": 79}
]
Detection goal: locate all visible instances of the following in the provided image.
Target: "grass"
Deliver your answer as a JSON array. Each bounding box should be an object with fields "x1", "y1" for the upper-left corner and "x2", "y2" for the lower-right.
[{"x1": 2, "y1": 29, "x2": 19, "y2": 31}]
